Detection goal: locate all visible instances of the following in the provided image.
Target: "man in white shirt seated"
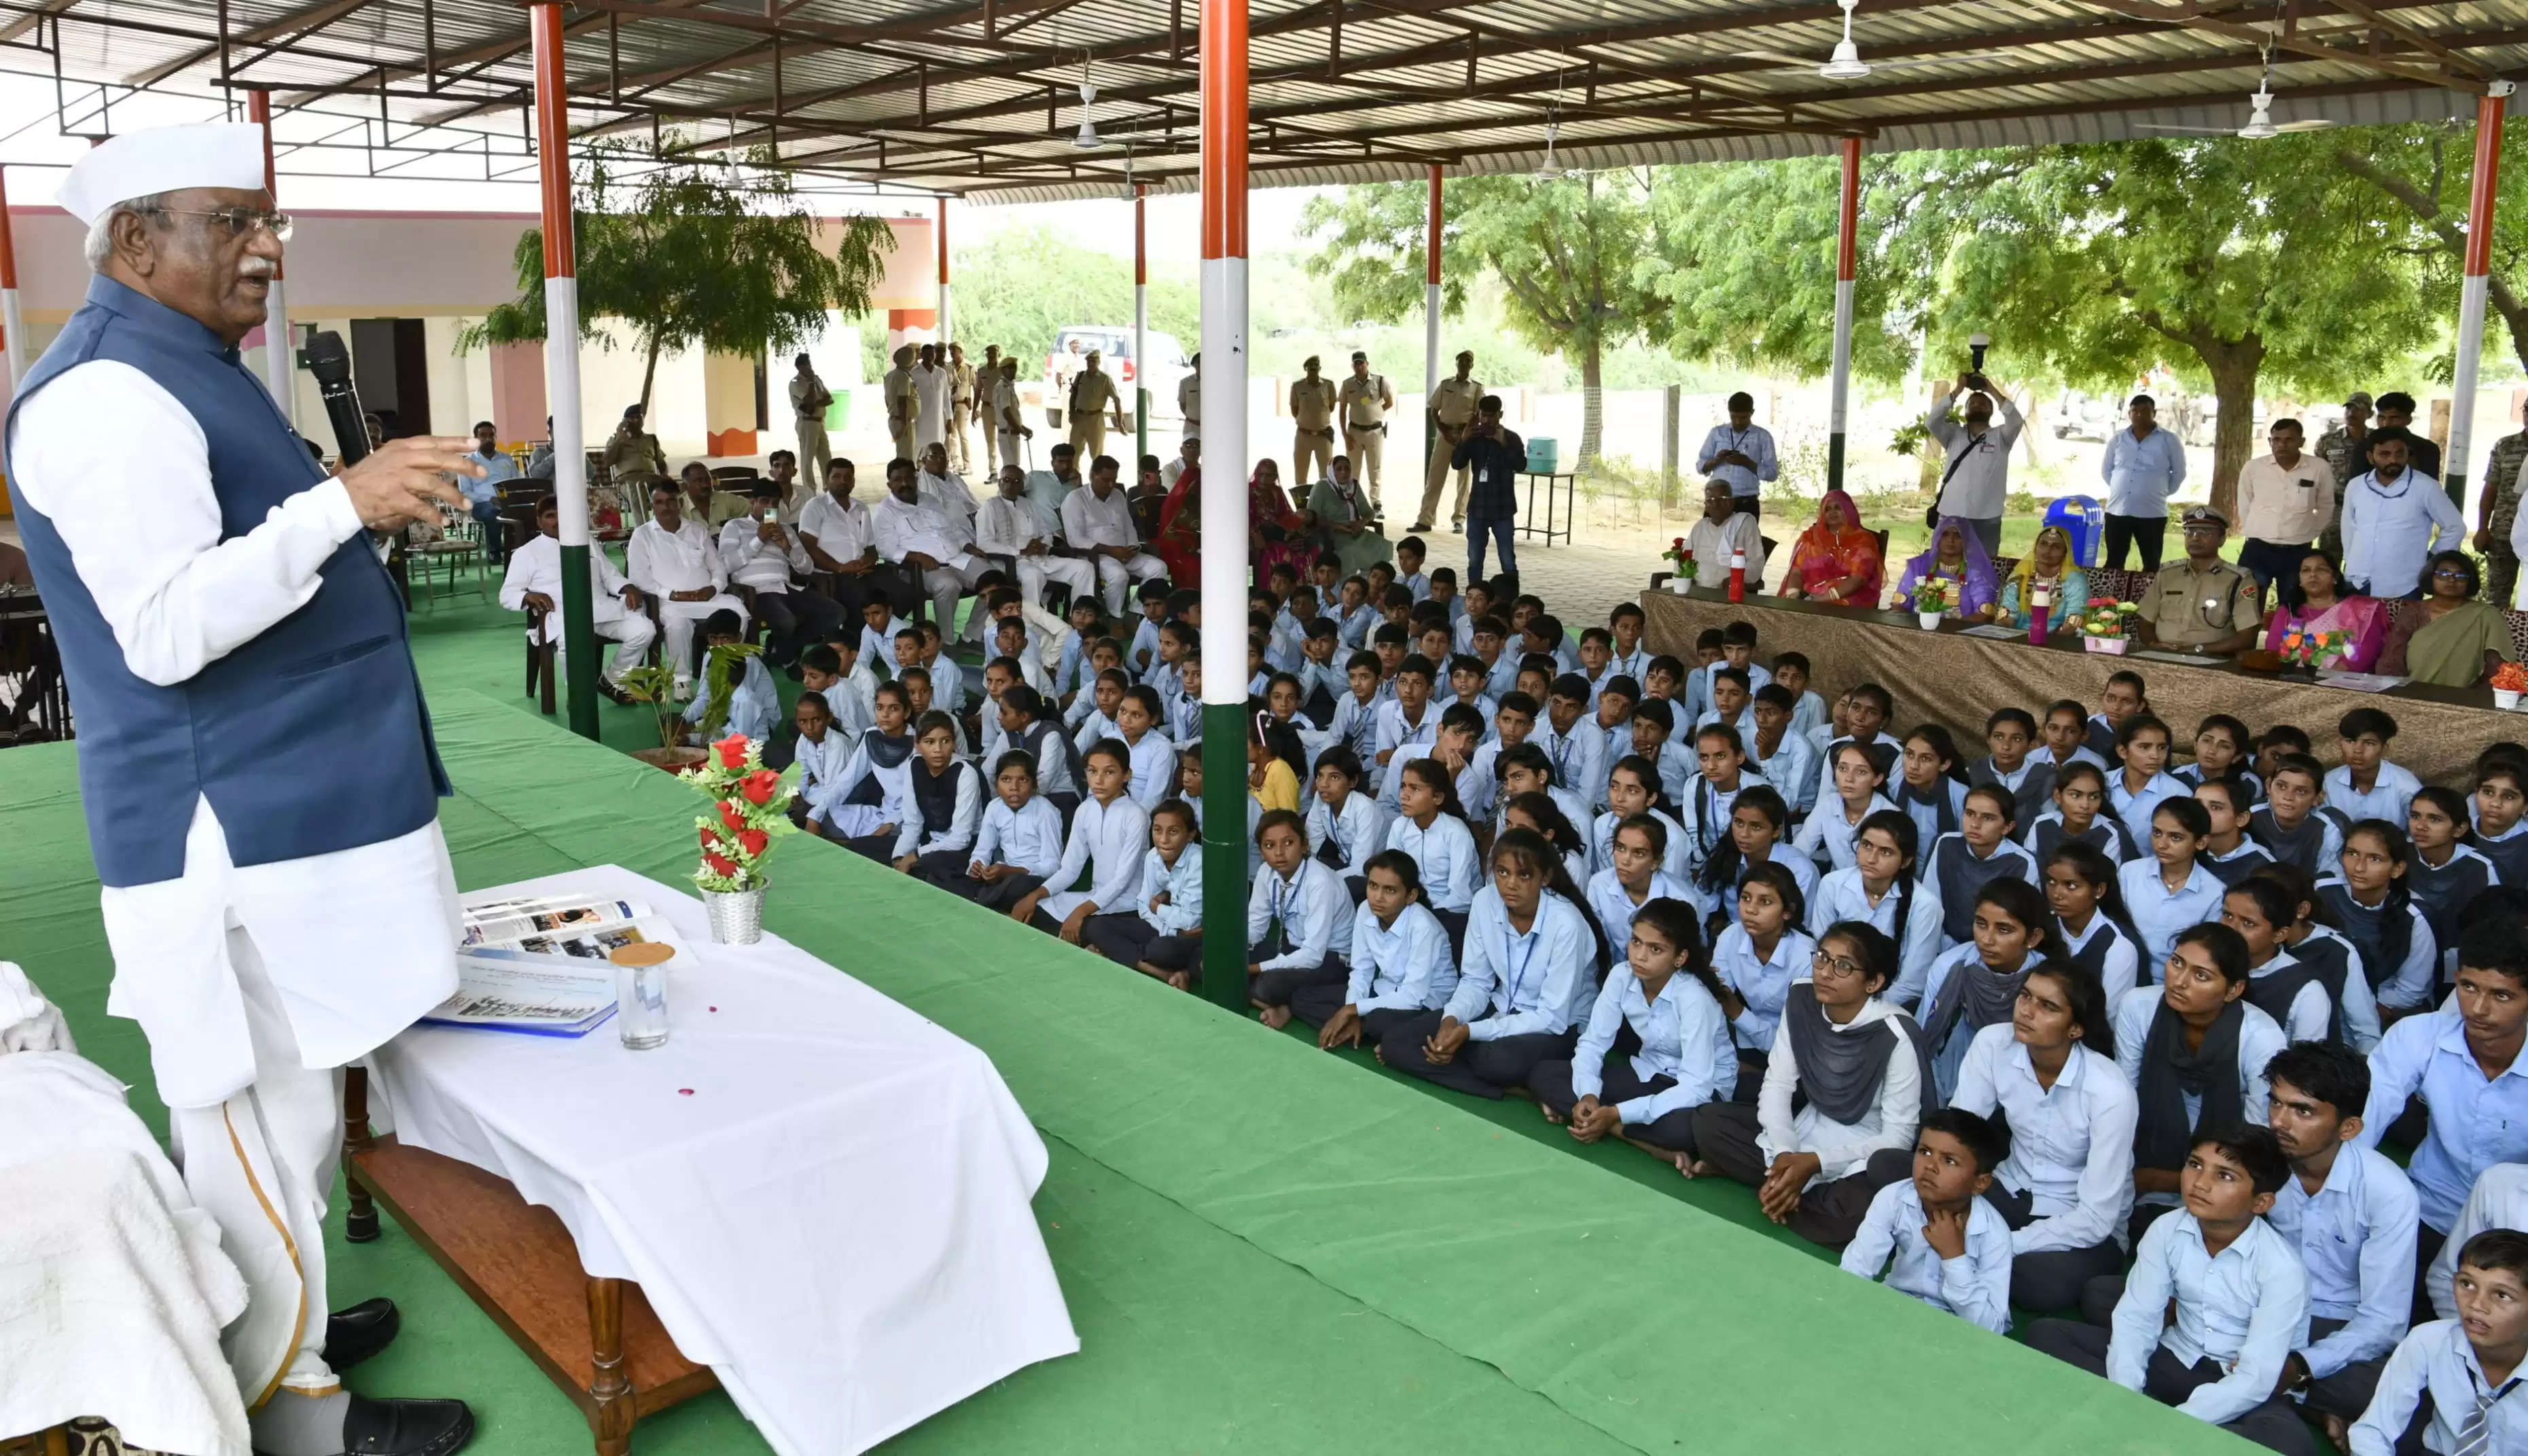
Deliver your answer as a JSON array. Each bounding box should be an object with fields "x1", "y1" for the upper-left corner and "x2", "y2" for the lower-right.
[
  {"x1": 1061, "y1": 454, "x2": 1171, "y2": 614},
  {"x1": 499, "y1": 495, "x2": 655, "y2": 701},
  {"x1": 976, "y1": 461, "x2": 1095, "y2": 610},
  {"x1": 872, "y1": 455, "x2": 992, "y2": 644},
  {"x1": 628, "y1": 482, "x2": 749, "y2": 691},
  {"x1": 1026, "y1": 441, "x2": 1086, "y2": 526},
  {"x1": 1684, "y1": 477, "x2": 1768, "y2": 591},
  {"x1": 1160, "y1": 436, "x2": 1199, "y2": 493},
  {"x1": 916, "y1": 441, "x2": 978, "y2": 535},
  {"x1": 796, "y1": 457, "x2": 895, "y2": 619},
  {"x1": 717, "y1": 479, "x2": 844, "y2": 669}
]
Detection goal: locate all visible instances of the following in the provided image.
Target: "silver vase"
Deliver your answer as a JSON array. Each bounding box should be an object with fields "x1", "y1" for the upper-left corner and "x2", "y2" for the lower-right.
[{"x1": 702, "y1": 885, "x2": 766, "y2": 944}]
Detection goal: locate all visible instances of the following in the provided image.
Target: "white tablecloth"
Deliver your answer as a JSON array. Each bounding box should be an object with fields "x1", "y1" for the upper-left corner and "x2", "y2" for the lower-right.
[{"x1": 367, "y1": 867, "x2": 1076, "y2": 1456}]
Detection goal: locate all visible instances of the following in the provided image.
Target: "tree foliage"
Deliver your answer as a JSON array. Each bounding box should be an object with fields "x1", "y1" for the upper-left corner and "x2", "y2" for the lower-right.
[
  {"x1": 1299, "y1": 172, "x2": 1664, "y2": 465},
  {"x1": 463, "y1": 142, "x2": 895, "y2": 411},
  {"x1": 2331, "y1": 121, "x2": 2528, "y2": 378},
  {"x1": 945, "y1": 224, "x2": 1202, "y2": 370}
]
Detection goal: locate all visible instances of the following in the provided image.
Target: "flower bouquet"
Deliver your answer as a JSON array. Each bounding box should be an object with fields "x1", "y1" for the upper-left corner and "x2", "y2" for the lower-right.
[
  {"x1": 1662, "y1": 536, "x2": 1696, "y2": 593},
  {"x1": 2495, "y1": 660, "x2": 2528, "y2": 711},
  {"x1": 686, "y1": 732, "x2": 798, "y2": 944},
  {"x1": 2080, "y1": 597, "x2": 2139, "y2": 655},
  {"x1": 1910, "y1": 575, "x2": 1954, "y2": 629},
  {"x1": 2278, "y1": 625, "x2": 2350, "y2": 677}
]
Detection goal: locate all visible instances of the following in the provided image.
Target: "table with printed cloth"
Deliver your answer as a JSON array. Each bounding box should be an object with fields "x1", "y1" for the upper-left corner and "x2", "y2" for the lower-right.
[{"x1": 1641, "y1": 579, "x2": 2523, "y2": 787}]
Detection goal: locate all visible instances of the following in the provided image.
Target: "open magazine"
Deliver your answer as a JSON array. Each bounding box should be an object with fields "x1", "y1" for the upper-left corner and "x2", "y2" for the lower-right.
[{"x1": 424, "y1": 891, "x2": 681, "y2": 1036}]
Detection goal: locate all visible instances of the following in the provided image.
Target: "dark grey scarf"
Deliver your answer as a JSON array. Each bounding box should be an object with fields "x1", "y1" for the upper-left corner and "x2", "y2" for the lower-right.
[
  {"x1": 1783, "y1": 982, "x2": 1940, "y2": 1126},
  {"x1": 1921, "y1": 955, "x2": 2031, "y2": 1060},
  {"x1": 2135, "y1": 999, "x2": 2244, "y2": 1173}
]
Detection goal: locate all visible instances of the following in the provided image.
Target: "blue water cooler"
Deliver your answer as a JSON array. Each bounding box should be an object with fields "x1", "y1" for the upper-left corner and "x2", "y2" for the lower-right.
[{"x1": 2045, "y1": 496, "x2": 2105, "y2": 567}]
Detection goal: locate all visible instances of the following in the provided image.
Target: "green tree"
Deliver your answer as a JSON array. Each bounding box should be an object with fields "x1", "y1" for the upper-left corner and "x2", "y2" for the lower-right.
[
  {"x1": 1639, "y1": 157, "x2": 1911, "y2": 387},
  {"x1": 944, "y1": 224, "x2": 1200, "y2": 381},
  {"x1": 463, "y1": 143, "x2": 895, "y2": 412},
  {"x1": 1879, "y1": 137, "x2": 2425, "y2": 516},
  {"x1": 2331, "y1": 121, "x2": 2528, "y2": 376},
  {"x1": 1300, "y1": 172, "x2": 1663, "y2": 467}
]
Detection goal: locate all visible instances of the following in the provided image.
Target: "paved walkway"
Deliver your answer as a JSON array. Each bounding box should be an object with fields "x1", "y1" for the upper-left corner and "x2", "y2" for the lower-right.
[{"x1": 1406, "y1": 519, "x2": 1665, "y2": 630}]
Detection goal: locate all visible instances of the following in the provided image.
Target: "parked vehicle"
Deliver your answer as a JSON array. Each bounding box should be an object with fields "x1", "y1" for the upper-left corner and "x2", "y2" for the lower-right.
[
  {"x1": 1039, "y1": 324, "x2": 1192, "y2": 431},
  {"x1": 2048, "y1": 391, "x2": 2118, "y2": 442}
]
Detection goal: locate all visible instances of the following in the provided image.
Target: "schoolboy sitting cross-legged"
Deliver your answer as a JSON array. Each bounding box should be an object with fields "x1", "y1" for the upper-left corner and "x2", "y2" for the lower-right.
[{"x1": 2024, "y1": 1123, "x2": 2317, "y2": 1455}]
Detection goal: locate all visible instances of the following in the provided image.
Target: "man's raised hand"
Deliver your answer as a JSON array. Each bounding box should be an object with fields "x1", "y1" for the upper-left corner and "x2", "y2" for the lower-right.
[{"x1": 342, "y1": 436, "x2": 481, "y2": 531}]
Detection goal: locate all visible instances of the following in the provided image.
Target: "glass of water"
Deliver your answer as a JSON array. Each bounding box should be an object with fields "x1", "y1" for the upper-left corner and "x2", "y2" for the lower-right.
[{"x1": 609, "y1": 942, "x2": 673, "y2": 1050}]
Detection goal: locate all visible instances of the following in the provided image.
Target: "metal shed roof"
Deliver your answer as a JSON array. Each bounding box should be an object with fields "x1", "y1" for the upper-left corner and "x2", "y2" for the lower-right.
[{"x1": 7, "y1": 0, "x2": 2522, "y2": 198}]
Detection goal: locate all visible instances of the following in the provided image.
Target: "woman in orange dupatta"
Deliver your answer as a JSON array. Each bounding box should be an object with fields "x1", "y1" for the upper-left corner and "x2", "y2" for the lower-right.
[
  {"x1": 1153, "y1": 463, "x2": 1203, "y2": 588},
  {"x1": 1777, "y1": 488, "x2": 1882, "y2": 605}
]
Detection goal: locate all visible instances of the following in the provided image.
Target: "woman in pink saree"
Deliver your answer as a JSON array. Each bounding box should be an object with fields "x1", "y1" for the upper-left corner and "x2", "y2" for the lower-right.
[
  {"x1": 1776, "y1": 489, "x2": 1883, "y2": 605},
  {"x1": 2261, "y1": 548, "x2": 2386, "y2": 671}
]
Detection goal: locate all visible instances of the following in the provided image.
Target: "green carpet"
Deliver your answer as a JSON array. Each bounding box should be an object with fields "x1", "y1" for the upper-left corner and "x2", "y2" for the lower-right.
[{"x1": 0, "y1": 606, "x2": 2248, "y2": 1454}]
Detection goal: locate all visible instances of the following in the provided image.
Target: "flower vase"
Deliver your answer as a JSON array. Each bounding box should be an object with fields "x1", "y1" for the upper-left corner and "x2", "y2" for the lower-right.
[
  {"x1": 703, "y1": 883, "x2": 766, "y2": 945},
  {"x1": 1915, "y1": 610, "x2": 1942, "y2": 631},
  {"x1": 2497, "y1": 688, "x2": 2523, "y2": 711}
]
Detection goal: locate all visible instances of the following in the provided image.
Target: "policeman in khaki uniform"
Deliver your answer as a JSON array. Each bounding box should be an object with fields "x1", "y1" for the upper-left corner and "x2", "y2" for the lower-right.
[
  {"x1": 1339, "y1": 349, "x2": 1397, "y2": 507},
  {"x1": 2137, "y1": 504, "x2": 2262, "y2": 654},
  {"x1": 788, "y1": 353, "x2": 833, "y2": 486},
  {"x1": 1290, "y1": 355, "x2": 1338, "y2": 490},
  {"x1": 883, "y1": 344, "x2": 919, "y2": 462},
  {"x1": 1067, "y1": 350, "x2": 1126, "y2": 460},
  {"x1": 1418, "y1": 350, "x2": 1482, "y2": 532},
  {"x1": 947, "y1": 342, "x2": 976, "y2": 474}
]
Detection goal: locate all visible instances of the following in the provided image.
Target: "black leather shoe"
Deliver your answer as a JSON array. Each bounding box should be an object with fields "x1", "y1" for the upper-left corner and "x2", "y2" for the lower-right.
[
  {"x1": 340, "y1": 1394, "x2": 474, "y2": 1456},
  {"x1": 322, "y1": 1298, "x2": 401, "y2": 1372}
]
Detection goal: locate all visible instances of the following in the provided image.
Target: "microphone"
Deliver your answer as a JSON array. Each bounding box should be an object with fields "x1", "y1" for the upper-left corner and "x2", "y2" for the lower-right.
[{"x1": 302, "y1": 330, "x2": 370, "y2": 468}]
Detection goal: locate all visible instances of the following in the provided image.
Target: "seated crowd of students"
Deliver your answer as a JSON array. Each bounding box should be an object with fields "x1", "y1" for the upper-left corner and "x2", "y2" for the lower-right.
[{"x1": 755, "y1": 544, "x2": 2528, "y2": 1455}]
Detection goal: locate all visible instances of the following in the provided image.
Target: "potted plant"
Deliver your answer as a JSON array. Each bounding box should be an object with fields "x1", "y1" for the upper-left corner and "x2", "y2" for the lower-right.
[
  {"x1": 2080, "y1": 597, "x2": 2139, "y2": 655},
  {"x1": 2277, "y1": 625, "x2": 2351, "y2": 678},
  {"x1": 1662, "y1": 537, "x2": 1696, "y2": 593},
  {"x1": 2494, "y1": 660, "x2": 2527, "y2": 711},
  {"x1": 1910, "y1": 575, "x2": 1953, "y2": 629},
  {"x1": 686, "y1": 732, "x2": 798, "y2": 944},
  {"x1": 620, "y1": 664, "x2": 708, "y2": 774}
]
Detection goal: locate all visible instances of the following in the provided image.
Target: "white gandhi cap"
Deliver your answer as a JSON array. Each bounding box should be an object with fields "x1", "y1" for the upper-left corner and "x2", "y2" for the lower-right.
[{"x1": 55, "y1": 122, "x2": 266, "y2": 226}]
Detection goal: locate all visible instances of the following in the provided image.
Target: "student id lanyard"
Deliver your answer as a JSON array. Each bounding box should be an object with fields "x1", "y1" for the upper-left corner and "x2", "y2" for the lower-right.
[{"x1": 1501, "y1": 927, "x2": 1544, "y2": 1011}]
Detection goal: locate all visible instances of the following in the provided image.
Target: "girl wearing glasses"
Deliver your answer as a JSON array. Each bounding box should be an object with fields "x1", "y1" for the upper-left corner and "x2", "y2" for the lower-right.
[
  {"x1": 2110, "y1": 921, "x2": 2285, "y2": 1243},
  {"x1": 1688, "y1": 920, "x2": 1936, "y2": 1250}
]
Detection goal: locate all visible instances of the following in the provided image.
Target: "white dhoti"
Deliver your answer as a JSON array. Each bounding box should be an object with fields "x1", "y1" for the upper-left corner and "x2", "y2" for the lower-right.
[
  {"x1": 1012, "y1": 552, "x2": 1095, "y2": 610},
  {"x1": 653, "y1": 593, "x2": 749, "y2": 681},
  {"x1": 110, "y1": 801, "x2": 461, "y2": 1408},
  {"x1": 526, "y1": 603, "x2": 656, "y2": 686},
  {"x1": 1090, "y1": 552, "x2": 1169, "y2": 615}
]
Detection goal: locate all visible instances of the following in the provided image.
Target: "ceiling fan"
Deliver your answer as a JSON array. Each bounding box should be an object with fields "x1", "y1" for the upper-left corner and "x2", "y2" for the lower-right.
[
  {"x1": 2133, "y1": 0, "x2": 2336, "y2": 139},
  {"x1": 1737, "y1": 0, "x2": 2014, "y2": 80},
  {"x1": 1533, "y1": 73, "x2": 1581, "y2": 179},
  {"x1": 1073, "y1": 54, "x2": 1101, "y2": 149}
]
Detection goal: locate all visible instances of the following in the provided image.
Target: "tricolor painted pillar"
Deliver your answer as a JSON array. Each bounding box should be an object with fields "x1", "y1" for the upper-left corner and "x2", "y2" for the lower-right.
[
  {"x1": 0, "y1": 166, "x2": 24, "y2": 394},
  {"x1": 1826, "y1": 133, "x2": 1861, "y2": 495},
  {"x1": 2445, "y1": 82, "x2": 2512, "y2": 516},
  {"x1": 534, "y1": 3, "x2": 599, "y2": 740},
  {"x1": 1198, "y1": 0, "x2": 1251, "y2": 1011},
  {"x1": 935, "y1": 194, "x2": 952, "y2": 347},
  {"x1": 247, "y1": 92, "x2": 291, "y2": 425},
  {"x1": 1134, "y1": 183, "x2": 1150, "y2": 461},
  {"x1": 1423, "y1": 163, "x2": 1442, "y2": 486}
]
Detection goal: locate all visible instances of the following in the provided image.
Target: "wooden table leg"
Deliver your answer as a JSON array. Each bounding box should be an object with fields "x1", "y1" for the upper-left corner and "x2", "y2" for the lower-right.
[
  {"x1": 343, "y1": 1067, "x2": 380, "y2": 1243},
  {"x1": 588, "y1": 1276, "x2": 635, "y2": 1456}
]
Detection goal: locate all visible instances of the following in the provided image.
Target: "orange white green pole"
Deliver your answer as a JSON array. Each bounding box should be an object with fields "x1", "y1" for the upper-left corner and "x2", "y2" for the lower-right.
[
  {"x1": 1827, "y1": 132, "x2": 1860, "y2": 495},
  {"x1": 2446, "y1": 83, "x2": 2512, "y2": 518},
  {"x1": 1134, "y1": 182, "x2": 1149, "y2": 459},
  {"x1": 534, "y1": 2, "x2": 598, "y2": 739},
  {"x1": 1198, "y1": 0, "x2": 1249, "y2": 1010}
]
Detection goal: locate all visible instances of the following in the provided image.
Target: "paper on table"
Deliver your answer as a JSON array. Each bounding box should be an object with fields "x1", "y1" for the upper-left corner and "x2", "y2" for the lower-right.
[
  {"x1": 1957, "y1": 624, "x2": 2022, "y2": 639},
  {"x1": 461, "y1": 893, "x2": 647, "y2": 951},
  {"x1": 2315, "y1": 670, "x2": 2412, "y2": 694},
  {"x1": 419, "y1": 954, "x2": 618, "y2": 1037}
]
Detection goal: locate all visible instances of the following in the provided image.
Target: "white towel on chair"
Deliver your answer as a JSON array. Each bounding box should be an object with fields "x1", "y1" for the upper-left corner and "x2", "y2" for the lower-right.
[{"x1": 0, "y1": 961, "x2": 251, "y2": 1456}]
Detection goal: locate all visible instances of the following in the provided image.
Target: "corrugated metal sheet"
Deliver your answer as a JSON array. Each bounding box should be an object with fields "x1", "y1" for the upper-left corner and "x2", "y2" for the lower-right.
[{"x1": 15, "y1": 0, "x2": 2527, "y2": 196}]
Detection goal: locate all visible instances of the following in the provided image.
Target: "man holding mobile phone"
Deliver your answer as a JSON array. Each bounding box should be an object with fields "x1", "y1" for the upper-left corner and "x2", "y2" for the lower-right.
[{"x1": 720, "y1": 478, "x2": 843, "y2": 670}]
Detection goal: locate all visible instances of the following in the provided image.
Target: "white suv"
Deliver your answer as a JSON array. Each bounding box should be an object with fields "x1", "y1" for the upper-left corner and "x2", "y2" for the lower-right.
[{"x1": 1040, "y1": 325, "x2": 1190, "y2": 432}]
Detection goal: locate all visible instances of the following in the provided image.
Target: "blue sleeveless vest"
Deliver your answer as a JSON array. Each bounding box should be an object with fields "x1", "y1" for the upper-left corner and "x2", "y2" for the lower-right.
[{"x1": 4, "y1": 274, "x2": 448, "y2": 887}]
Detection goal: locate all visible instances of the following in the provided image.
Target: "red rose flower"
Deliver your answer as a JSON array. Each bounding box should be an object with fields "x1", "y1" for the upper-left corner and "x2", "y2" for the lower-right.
[
  {"x1": 736, "y1": 828, "x2": 769, "y2": 857},
  {"x1": 739, "y1": 768, "x2": 779, "y2": 806},
  {"x1": 715, "y1": 734, "x2": 749, "y2": 770},
  {"x1": 717, "y1": 800, "x2": 747, "y2": 834},
  {"x1": 699, "y1": 824, "x2": 718, "y2": 851},
  {"x1": 704, "y1": 851, "x2": 737, "y2": 878}
]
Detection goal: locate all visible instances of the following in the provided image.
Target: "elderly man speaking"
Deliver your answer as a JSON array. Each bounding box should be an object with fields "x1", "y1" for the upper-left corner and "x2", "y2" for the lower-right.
[{"x1": 4, "y1": 125, "x2": 482, "y2": 1455}]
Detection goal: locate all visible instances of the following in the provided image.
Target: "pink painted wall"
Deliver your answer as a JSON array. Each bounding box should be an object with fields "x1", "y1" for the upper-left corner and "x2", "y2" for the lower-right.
[
  {"x1": 2, "y1": 207, "x2": 937, "y2": 319},
  {"x1": 488, "y1": 340, "x2": 547, "y2": 443}
]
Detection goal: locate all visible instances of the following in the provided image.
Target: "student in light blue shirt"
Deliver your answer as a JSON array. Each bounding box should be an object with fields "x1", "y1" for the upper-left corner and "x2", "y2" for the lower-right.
[
  {"x1": 789, "y1": 692, "x2": 855, "y2": 827},
  {"x1": 2118, "y1": 796, "x2": 2229, "y2": 970},
  {"x1": 1113, "y1": 685, "x2": 1179, "y2": 812},
  {"x1": 1709, "y1": 862, "x2": 1816, "y2": 1069},
  {"x1": 1840, "y1": 1109, "x2": 2016, "y2": 1335},
  {"x1": 2315, "y1": 825, "x2": 2439, "y2": 1016},
  {"x1": 2259, "y1": 1040, "x2": 2419, "y2": 1427},
  {"x1": 1537, "y1": 677, "x2": 1607, "y2": 813},
  {"x1": 1533, "y1": 897, "x2": 1732, "y2": 1165},
  {"x1": 2324, "y1": 708, "x2": 2422, "y2": 826},
  {"x1": 1586, "y1": 815, "x2": 1701, "y2": 953},
  {"x1": 1247, "y1": 810, "x2": 1357, "y2": 1028},
  {"x1": 955, "y1": 747, "x2": 1068, "y2": 914},
  {"x1": 682, "y1": 610, "x2": 778, "y2": 742},
  {"x1": 1592, "y1": 760, "x2": 1692, "y2": 883},
  {"x1": 1747, "y1": 685, "x2": 1819, "y2": 817},
  {"x1": 2107, "y1": 712, "x2": 2188, "y2": 849},
  {"x1": 1386, "y1": 756, "x2": 1482, "y2": 942},
  {"x1": 1809, "y1": 810, "x2": 1944, "y2": 1010},
  {"x1": 1377, "y1": 828, "x2": 1605, "y2": 1098},
  {"x1": 1912, "y1": 878, "x2": 2057, "y2": 1097},
  {"x1": 2025, "y1": 1124, "x2": 2314, "y2": 1447},
  {"x1": 2349, "y1": 1228, "x2": 2528, "y2": 1456},
  {"x1": 1304, "y1": 747, "x2": 1389, "y2": 885},
  {"x1": 1292, "y1": 850, "x2": 1458, "y2": 1047},
  {"x1": 2354, "y1": 923, "x2": 2528, "y2": 1241}
]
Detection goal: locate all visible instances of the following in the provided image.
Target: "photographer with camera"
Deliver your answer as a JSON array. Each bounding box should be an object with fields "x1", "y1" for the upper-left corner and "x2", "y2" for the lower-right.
[{"x1": 1925, "y1": 366, "x2": 2022, "y2": 561}]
